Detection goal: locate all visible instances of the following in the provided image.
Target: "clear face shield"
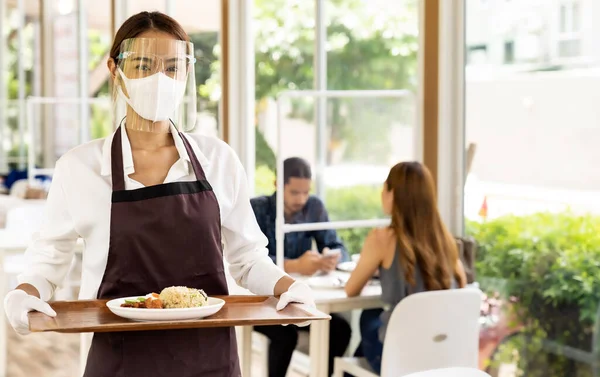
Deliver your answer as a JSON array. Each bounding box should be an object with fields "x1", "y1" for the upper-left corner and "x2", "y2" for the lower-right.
[{"x1": 113, "y1": 38, "x2": 197, "y2": 133}]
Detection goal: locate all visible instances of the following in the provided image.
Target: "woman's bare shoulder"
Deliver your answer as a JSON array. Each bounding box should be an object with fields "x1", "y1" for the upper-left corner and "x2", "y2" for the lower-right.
[
  {"x1": 368, "y1": 227, "x2": 396, "y2": 250},
  {"x1": 371, "y1": 227, "x2": 394, "y2": 239}
]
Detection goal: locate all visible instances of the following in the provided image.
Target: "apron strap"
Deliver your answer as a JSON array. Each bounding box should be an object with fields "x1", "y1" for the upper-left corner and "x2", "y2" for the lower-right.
[
  {"x1": 179, "y1": 132, "x2": 208, "y2": 181},
  {"x1": 110, "y1": 126, "x2": 126, "y2": 192}
]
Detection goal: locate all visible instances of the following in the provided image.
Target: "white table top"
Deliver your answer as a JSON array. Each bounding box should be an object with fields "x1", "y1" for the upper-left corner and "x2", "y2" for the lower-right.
[{"x1": 227, "y1": 270, "x2": 382, "y2": 309}]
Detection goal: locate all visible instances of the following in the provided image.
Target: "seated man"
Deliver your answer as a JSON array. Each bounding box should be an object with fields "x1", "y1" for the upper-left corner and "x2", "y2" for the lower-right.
[{"x1": 251, "y1": 157, "x2": 351, "y2": 377}]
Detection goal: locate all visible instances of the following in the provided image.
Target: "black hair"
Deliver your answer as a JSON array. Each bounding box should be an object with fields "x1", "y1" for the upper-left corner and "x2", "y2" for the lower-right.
[
  {"x1": 110, "y1": 11, "x2": 190, "y2": 62},
  {"x1": 283, "y1": 157, "x2": 312, "y2": 184}
]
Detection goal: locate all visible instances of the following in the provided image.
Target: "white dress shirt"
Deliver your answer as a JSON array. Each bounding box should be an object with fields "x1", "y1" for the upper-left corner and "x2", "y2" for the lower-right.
[{"x1": 18, "y1": 124, "x2": 287, "y2": 301}]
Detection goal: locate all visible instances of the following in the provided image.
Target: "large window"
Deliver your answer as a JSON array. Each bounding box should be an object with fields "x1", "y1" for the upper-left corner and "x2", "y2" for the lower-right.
[
  {"x1": 2, "y1": 0, "x2": 42, "y2": 173},
  {"x1": 465, "y1": 0, "x2": 600, "y2": 375},
  {"x1": 1, "y1": 0, "x2": 223, "y2": 177},
  {"x1": 252, "y1": 0, "x2": 419, "y2": 254},
  {"x1": 558, "y1": 1, "x2": 582, "y2": 58}
]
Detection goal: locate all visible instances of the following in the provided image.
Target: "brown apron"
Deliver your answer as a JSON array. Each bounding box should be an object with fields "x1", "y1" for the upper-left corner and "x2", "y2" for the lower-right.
[{"x1": 83, "y1": 127, "x2": 240, "y2": 377}]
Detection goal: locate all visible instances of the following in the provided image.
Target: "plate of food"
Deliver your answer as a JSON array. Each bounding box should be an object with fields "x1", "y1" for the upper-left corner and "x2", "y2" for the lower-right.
[{"x1": 106, "y1": 286, "x2": 225, "y2": 321}]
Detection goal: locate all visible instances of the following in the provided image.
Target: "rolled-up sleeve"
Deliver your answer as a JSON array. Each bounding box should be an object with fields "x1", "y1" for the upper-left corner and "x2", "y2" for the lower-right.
[
  {"x1": 221, "y1": 157, "x2": 288, "y2": 296},
  {"x1": 17, "y1": 158, "x2": 79, "y2": 301}
]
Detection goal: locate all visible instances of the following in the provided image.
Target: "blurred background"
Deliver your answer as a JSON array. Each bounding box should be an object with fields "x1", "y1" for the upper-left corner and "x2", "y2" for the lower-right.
[{"x1": 1, "y1": 0, "x2": 600, "y2": 376}]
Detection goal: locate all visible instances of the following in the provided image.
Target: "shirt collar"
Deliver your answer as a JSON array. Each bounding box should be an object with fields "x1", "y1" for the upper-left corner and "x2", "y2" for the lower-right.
[{"x1": 100, "y1": 123, "x2": 210, "y2": 177}]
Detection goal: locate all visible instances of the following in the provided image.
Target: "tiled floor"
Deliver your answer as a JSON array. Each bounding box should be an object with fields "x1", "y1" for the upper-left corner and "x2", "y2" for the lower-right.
[
  {"x1": 6, "y1": 325, "x2": 305, "y2": 377},
  {"x1": 7, "y1": 326, "x2": 79, "y2": 377}
]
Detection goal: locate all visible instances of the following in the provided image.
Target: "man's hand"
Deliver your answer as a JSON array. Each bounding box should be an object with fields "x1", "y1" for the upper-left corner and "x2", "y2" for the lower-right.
[
  {"x1": 320, "y1": 252, "x2": 340, "y2": 272},
  {"x1": 318, "y1": 247, "x2": 341, "y2": 272},
  {"x1": 284, "y1": 250, "x2": 322, "y2": 276}
]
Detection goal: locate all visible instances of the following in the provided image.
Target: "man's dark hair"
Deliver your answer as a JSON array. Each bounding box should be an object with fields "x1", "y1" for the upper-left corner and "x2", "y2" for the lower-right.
[{"x1": 283, "y1": 157, "x2": 312, "y2": 184}]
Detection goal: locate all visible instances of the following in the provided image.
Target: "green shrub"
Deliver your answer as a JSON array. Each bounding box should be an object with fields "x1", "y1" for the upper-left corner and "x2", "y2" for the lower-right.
[
  {"x1": 325, "y1": 185, "x2": 386, "y2": 255},
  {"x1": 467, "y1": 212, "x2": 600, "y2": 357},
  {"x1": 255, "y1": 127, "x2": 276, "y2": 172},
  {"x1": 468, "y1": 213, "x2": 600, "y2": 324},
  {"x1": 254, "y1": 165, "x2": 276, "y2": 197}
]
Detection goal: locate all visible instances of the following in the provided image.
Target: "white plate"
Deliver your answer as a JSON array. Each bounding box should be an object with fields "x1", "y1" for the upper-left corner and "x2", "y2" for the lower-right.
[
  {"x1": 106, "y1": 296, "x2": 225, "y2": 321},
  {"x1": 336, "y1": 261, "x2": 356, "y2": 272},
  {"x1": 307, "y1": 276, "x2": 346, "y2": 289}
]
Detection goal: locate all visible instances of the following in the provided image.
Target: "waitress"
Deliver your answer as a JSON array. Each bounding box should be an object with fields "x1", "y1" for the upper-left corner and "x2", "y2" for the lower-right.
[{"x1": 3, "y1": 11, "x2": 313, "y2": 377}]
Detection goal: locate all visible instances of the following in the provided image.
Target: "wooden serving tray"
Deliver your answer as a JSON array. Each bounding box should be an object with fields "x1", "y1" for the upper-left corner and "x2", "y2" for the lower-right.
[{"x1": 28, "y1": 295, "x2": 330, "y2": 333}]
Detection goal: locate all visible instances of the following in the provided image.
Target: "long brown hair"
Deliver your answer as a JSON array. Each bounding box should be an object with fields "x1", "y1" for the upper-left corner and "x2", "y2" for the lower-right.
[
  {"x1": 386, "y1": 161, "x2": 465, "y2": 290},
  {"x1": 109, "y1": 11, "x2": 190, "y2": 62}
]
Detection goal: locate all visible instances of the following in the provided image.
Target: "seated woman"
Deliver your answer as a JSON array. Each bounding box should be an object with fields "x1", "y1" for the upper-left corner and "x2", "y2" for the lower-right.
[{"x1": 345, "y1": 161, "x2": 467, "y2": 374}]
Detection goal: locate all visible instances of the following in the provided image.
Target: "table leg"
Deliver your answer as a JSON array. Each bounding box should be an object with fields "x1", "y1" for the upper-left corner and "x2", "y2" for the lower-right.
[
  {"x1": 239, "y1": 325, "x2": 253, "y2": 376},
  {"x1": 310, "y1": 305, "x2": 330, "y2": 377}
]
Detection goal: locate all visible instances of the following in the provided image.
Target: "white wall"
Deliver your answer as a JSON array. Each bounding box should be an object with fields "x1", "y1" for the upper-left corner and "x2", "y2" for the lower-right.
[{"x1": 465, "y1": 69, "x2": 600, "y2": 191}]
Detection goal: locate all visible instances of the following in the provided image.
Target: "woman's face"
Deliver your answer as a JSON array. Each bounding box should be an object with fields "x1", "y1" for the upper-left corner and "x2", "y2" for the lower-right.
[
  {"x1": 108, "y1": 30, "x2": 182, "y2": 80},
  {"x1": 381, "y1": 182, "x2": 393, "y2": 215},
  {"x1": 107, "y1": 30, "x2": 191, "y2": 129}
]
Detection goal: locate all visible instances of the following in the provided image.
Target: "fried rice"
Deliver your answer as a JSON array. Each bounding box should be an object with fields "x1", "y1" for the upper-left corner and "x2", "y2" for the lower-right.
[{"x1": 159, "y1": 286, "x2": 208, "y2": 309}]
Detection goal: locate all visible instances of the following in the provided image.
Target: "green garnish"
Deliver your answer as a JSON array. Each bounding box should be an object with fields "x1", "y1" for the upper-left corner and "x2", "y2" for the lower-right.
[{"x1": 124, "y1": 297, "x2": 146, "y2": 304}]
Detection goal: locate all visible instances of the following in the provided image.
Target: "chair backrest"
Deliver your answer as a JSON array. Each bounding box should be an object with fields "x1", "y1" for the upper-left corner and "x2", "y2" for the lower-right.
[
  {"x1": 380, "y1": 288, "x2": 482, "y2": 377},
  {"x1": 403, "y1": 367, "x2": 490, "y2": 377},
  {"x1": 455, "y1": 237, "x2": 477, "y2": 284}
]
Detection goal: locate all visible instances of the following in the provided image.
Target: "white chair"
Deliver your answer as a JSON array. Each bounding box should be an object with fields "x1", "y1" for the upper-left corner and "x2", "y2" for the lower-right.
[
  {"x1": 333, "y1": 288, "x2": 482, "y2": 377},
  {"x1": 403, "y1": 367, "x2": 490, "y2": 377}
]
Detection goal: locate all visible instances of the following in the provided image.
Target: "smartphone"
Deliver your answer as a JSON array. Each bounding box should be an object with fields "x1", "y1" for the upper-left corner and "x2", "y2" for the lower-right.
[{"x1": 323, "y1": 248, "x2": 341, "y2": 258}]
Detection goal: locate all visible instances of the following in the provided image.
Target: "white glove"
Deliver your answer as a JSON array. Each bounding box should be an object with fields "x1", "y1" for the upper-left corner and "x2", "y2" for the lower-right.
[
  {"x1": 276, "y1": 281, "x2": 315, "y2": 327},
  {"x1": 4, "y1": 289, "x2": 56, "y2": 336}
]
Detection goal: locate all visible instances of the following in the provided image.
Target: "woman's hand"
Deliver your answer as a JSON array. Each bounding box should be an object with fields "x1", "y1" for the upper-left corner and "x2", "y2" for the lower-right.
[
  {"x1": 276, "y1": 281, "x2": 315, "y2": 327},
  {"x1": 4, "y1": 289, "x2": 56, "y2": 335},
  {"x1": 276, "y1": 281, "x2": 315, "y2": 310},
  {"x1": 319, "y1": 248, "x2": 341, "y2": 272}
]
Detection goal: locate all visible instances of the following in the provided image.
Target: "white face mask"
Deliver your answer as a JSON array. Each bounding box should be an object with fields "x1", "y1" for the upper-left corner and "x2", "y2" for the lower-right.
[{"x1": 117, "y1": 68, "x2": 186, "y2": 122}]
